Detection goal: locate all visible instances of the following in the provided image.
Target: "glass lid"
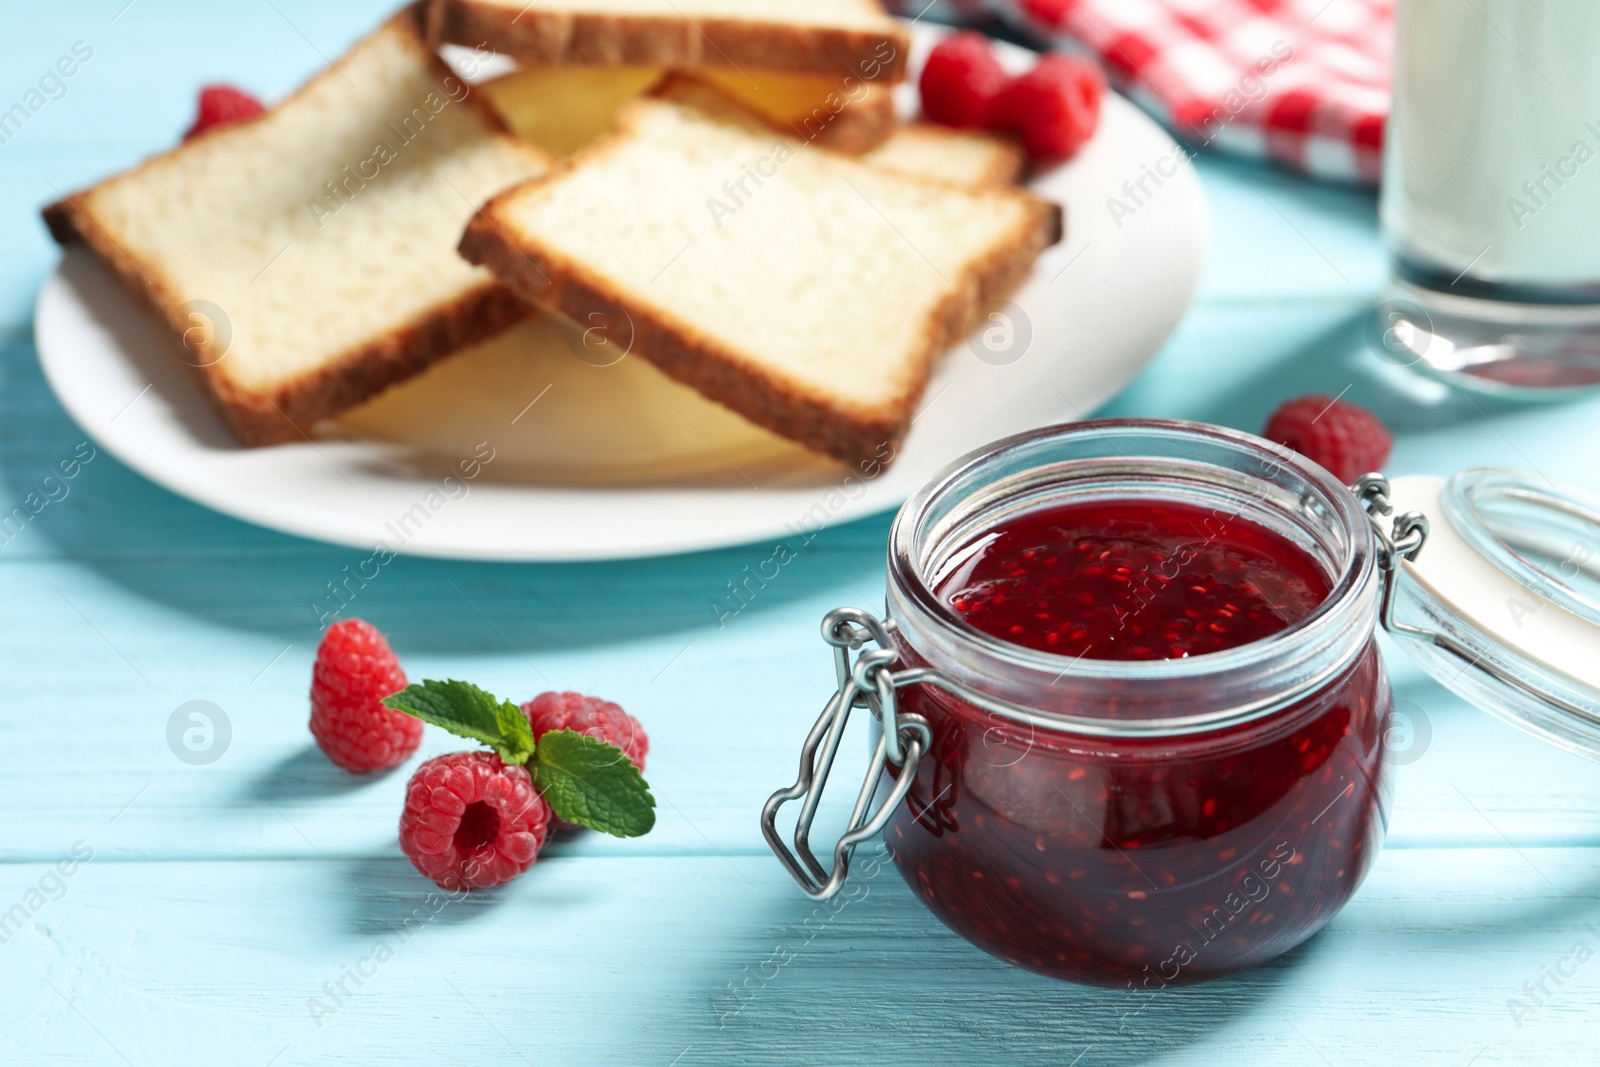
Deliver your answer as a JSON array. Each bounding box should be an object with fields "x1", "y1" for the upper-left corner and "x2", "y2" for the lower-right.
[
  {"x1": 1444, "y1": 469, "x2": 1600, "y2": 622},
  {"x1": 1383, "y1": 469, "x2": 1600, "y2": 761}
]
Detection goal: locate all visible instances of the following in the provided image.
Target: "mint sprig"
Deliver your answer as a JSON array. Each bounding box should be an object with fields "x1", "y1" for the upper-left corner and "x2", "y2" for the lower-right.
[
  {"x1": 383, "y1": 680, "x2": 534, "y2": 766},
  {"x1": 381, "y1": 680, "x2": 656, "y2": 838},
  {"x1": 529, "y1": 730, "x2": 656, "y2": 838}
]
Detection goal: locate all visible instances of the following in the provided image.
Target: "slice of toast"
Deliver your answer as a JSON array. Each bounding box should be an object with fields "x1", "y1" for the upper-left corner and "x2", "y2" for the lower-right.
[
  {"x1": 424, "y1": 0, "x2": 909, "y2": 80},
  {"x1": 863, "y1": 123, "x2": 1025, "y2": 187},
  {"x1": 458, "y1": 88, "x2": 1062, "y2": 467},
  {"x1": 479, "y1": 62, "x2": 896, "y2": 157},
  {"x1": 44, "y1": 11, "x2": 551, "y2": 446}
]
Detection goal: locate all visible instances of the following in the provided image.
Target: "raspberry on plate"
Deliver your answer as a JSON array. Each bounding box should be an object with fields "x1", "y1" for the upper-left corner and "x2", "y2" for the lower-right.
[
  {"x1": 399, "y1": 752, "x2": 551, "y2": 891},
  {"x1": 524, "y1": 691, "x2": 649, "y2": 830},
  {"x1": 309, "y1": 618, "x2": 421, "y2": 774},
  {"x1": 920, "y1": 32, "x2": 1013, "y2": 129},
  {"x1": 1264, "y1": 394, "x2": 1395, "y2": 484},
  {"x1": 991, "y1": 53, "x2": 1103, "y2": 162},
  {"x1": 183, "y1": 85, "x2": 266, "y2": 141}
]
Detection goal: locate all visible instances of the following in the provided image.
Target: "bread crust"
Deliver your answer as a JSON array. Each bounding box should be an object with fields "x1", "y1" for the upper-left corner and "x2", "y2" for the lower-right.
[
  {"x1": 877, "y1": 123, "x2": 1027, "y2": 186},
  {"x1": 213, "y1": 283, "x2": 533, "y2": 446},
  {"x1": 977, "y1": 136, "x2": 1026, "y2": 186},
  {"x1": 812, "y1": 87, "x2": 902, "y2": 153},
  {"x1": 43, "y1": 8, "x2": 546, "y2": 447},
  {"x1": 785, "y1": 79, "x2": 895, "y2": 155},
  {"x1": 425, "y1": 0, "x2": 910, "y2": 81},
  {"x1": 459, "y1": 101, "x2": 1064, "y2": 468}
]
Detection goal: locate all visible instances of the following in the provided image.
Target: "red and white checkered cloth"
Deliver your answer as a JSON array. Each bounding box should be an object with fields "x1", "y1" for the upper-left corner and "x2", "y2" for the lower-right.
[{"x1": 909, "y1": 0, "x2": 1393, "y2": 185}]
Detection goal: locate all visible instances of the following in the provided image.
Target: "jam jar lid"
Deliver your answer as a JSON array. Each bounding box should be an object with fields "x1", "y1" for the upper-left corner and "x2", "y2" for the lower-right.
[{"x1": 1384, "y1": 468, "x2": 1600, "y2": 760}]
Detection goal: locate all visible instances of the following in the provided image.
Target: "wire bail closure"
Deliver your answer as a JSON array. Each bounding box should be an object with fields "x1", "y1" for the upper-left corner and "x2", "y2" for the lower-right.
[
  {"x1": 1353, "y1": 472, "x2": 1433, "y2": 631},
  {"x1": 760, "y1": 608, "x2": 931, "y2": 901}
]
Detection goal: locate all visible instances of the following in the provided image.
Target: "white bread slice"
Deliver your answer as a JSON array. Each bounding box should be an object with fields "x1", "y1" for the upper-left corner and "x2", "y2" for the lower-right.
[
  {"x1": 458, "y1": 84, "x2": 1062, "y2": 467},
  {"x1": 479, "y1": 62, "x2": 896, "y2": 157},
  {"x1": 424, "y1": 0, "x2": 909, "y2": 80},
  {"x1": 44, "y1": 10, "x2": 551, "y2": 446},
  {"x1": 338, "y1": 92, "x2": 1030, "y2": 476},
  {"x1": 863, "y1": 123, "x2": 1025, "y2": 187}
]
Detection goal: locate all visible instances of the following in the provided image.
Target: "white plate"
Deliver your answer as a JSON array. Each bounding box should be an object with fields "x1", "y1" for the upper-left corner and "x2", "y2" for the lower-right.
[{"x1": 32, "y1": 25, "x2": 1207, "y2": 561}]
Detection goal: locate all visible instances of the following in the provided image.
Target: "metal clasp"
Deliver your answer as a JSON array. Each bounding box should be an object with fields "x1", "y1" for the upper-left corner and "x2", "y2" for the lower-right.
[
  {"x1": 761, "y1": 608, "x2": 931, "y2": 901},
  {"x1": 1353, "y1": 472, "x2": 1432, "y2": 639}
]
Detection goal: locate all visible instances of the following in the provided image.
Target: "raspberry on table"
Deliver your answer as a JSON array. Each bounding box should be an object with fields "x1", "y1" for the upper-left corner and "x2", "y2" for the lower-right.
[
  {"x1": 524, "y1": 691, "x2": 649, "y2": 831},
  {"x1": 990, "y1": 53, "x2": 1103, "y2": 161},
  {"x1": 1263, "y1": 394, "x2": 1395, "y2": 484},
  {"x1": 184, "y1": 85, "x2": 266, "y2": 141},
  {"x1": 523, "y1": 691, "x2": 649, "y2": 770},
  {"x1": 920, "y1": 32, "x2": 1014, "y2": 129},
  {"x1": 309, "y1": 618, "x2": 421, "y2": 774},
  {"x1": 399, "y1": 752, "x2": 551, "y2": 891}
]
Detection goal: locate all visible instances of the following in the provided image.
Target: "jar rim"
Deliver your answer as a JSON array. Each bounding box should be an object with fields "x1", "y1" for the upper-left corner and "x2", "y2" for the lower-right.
[{"x1": 886, "y1": 418, "x2": 1380, "y2": 731}]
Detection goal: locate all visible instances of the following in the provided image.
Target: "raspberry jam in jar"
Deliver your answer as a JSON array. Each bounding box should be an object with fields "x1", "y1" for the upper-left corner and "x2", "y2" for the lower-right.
[
  {"x1": 764, "y1": 419, "x2": 1397, "y2": 986},
  {"x1": 936, "y1": 498, "x2": 1332, "y2": 661},
  {"x1": 897, "y1": 496, "x2": 1384, "y2": 985}
]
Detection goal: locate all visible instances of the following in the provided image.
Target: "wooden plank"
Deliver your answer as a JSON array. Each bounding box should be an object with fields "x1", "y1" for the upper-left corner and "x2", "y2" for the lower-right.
[
  {"x1": 1103, "y1": 304, "x2": 1600, "y2": 495},
  {"x1": 1191, "y1": 157, "x2": 1386, "y2": 303},
  {"x1": 2, "y1": 847, "x2": 1598, "y2": 1065},
  {"x1": 1, "y1": 536, "x2": 1599, "y2": 862}
]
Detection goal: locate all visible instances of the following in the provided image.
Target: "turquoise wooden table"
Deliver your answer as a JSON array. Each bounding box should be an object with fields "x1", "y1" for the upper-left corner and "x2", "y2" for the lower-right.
[{"x1": 6, "y1": 3, "x2": 1600, "y2": 1065}]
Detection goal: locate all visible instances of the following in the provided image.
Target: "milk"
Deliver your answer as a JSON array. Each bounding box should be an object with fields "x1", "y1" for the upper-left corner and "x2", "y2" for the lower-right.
[{"x1": 1381, "y1": 0, "x2": 1600, "y2": 290}]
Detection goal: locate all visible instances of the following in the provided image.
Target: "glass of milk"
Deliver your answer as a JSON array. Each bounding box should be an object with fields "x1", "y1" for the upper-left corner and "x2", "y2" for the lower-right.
[{"x1": 1378, "y1": 0, "x2": 1600, "y2": 395}]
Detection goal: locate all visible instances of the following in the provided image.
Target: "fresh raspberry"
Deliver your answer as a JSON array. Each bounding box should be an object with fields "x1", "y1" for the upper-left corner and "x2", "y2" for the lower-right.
[
  {"x1": 1264, "y1": 394, "x2": 1394, "y2": 484},
  {"x1": 399, "y1": 752, "x2": 550, "y2": 891},
  {"x1": 920, "y1": 32, "x2": 1013, "y2": 129},
  {"x1": 183, "y1": 85, "x2": 266, "y2": 141},
  {"x1": 309, "y1": 618, "x2": 421, "y2": 774},
  {"x1": 524, "y1": 691, "x2": 649, "y2": 769},
  {"x1": 524, "y1": 691, "x2": 649, "y2": 830},
  {"x1": 991, "y1": 53, "x2": 1103, "y2": 161}
]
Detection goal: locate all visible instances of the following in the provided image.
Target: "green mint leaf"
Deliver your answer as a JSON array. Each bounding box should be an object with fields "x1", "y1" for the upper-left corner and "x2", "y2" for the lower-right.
[
  {"x1": 531, "y1": 729, "x2": 656, "y2": 838},
  {"x1": 381, "y1": 679, "x2": 534, "y2": 766}
]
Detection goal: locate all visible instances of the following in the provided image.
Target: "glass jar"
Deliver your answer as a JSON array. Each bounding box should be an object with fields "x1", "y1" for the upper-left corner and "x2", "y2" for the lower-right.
[
  {"x1": 764, "y1": 419, "x2": 1422, "y2": 986},
  {"x1": 765, "y1": 418, "x2": 1600, "y2": 986}
]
